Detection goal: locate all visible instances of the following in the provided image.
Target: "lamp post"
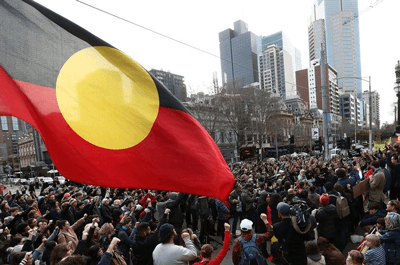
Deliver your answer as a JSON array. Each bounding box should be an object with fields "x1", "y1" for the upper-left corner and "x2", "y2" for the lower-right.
[
  {"x1": 336, "y1": 76, "x2": 372, "y2": 151},
  {"x1": 394, "y1": 61, "x2": 400, "y2": 134}
]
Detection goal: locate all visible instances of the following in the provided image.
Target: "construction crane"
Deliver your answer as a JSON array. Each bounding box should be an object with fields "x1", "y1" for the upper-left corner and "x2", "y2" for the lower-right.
[{"x1": 342, "y1": 0, "x2": 383, "y2": 25}]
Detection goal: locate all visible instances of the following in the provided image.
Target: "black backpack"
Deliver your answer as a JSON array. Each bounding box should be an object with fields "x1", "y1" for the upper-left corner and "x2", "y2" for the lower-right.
[{"x1": 290, "y1": 198, "x2": 311, "y2": 234}]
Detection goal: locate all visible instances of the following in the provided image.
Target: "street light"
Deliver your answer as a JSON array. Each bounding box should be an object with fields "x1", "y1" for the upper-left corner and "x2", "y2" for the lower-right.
[{"x1": 336, "y1": 76, "x2": 372, "y2": 152}]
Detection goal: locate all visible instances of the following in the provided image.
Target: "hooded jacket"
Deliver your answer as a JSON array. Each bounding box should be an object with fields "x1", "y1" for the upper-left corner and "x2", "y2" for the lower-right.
[{"x1": 315, "y1": 204, "x2": 337, "y2": 240}]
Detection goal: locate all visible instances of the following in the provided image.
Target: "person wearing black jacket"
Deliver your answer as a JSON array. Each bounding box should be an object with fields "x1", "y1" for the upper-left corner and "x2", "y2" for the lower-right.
[
  {"x1": 100, "y1": 198, "x2": 113, "y2": 224},
  {"x1": 131, "y1": 221, "x2": 159, "y2": 265}
]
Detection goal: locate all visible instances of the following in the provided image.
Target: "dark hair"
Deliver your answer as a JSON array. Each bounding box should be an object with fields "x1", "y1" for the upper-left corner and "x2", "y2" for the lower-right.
[
  {"x1": 56, "y1": 220, "x2": 68, "y2": 229},
  {"x1": 371, "y1": 160, "x2": 380, "y2": 169},
  {"x1": 270, "y1": 193, "x2": 282, "y2": 209},
  {"x1": 284, "y1": 181, "x2": 291, "y2": 190},
  {"x1": 58, "y1": 255, "x2": 87, "y2": 265},
  {"x1": 11, "y1": 252, "x2": 27, "y2": 265},
  {"x1": 136, "y1": 222, "x2": 150, "y2": 237},
  {"x1": 50, "y1": 243, "x2": 69, "y2": 265},
  {"x1": 16, "y1": 222, "x2": 29, "y2": 235},
  {"x1": 88, "y1": 245, "x2": 101, "y2": 260},
  {"x1": 368, "y1": 201, "x2": 380, "y2": 210},
  {"x1": 348, "y1": 250, "x2": 364, "y2": 264},
  {"x1": 388, "y1": 200, "x2": 400, "y2": 212},
  {"x1": 317, "y1": 237, "x2": 337, "y2": 253},
  {"x1": 377, "y1": 218, "x2": 385, "y2": 226},
  {"x1": 336, "y1": 168, "x2": 346, "y2": 179},
  {"x1": 305, "y1": 241, "x2": 320, "y2": 255}
]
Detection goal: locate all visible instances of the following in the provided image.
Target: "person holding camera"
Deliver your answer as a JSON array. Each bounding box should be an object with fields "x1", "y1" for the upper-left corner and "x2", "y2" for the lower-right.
[{"x1": 272, "y1": 202, "x2": 308, "y2": 265}]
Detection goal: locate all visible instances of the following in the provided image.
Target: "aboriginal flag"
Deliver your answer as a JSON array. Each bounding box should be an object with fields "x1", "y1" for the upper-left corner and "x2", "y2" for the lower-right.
[{"x1": 0, "y1": 0, "x2": 234, "y2": 200}]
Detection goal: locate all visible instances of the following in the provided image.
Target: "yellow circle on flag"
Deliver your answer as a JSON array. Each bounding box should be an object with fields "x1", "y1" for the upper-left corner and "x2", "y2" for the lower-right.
[{"x1": 56, "y1": 46, "x2": 159, "y2": 150}]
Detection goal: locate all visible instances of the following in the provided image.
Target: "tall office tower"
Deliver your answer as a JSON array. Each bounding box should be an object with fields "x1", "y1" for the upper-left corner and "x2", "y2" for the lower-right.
[
  {"x1": 259, "y1": 31, "x2": 302, "y2": 73},
  {"x1": 362, "y1": 90, "x2": 380, "y2": 128},
  {"x1": 259, "y1": 45, "x2": 295, "y2": 101},
  {"x1": 149, "y1": 69, "x2": 187, "y2": 102},
  {"x1": 309, "y1": 0, "x2": 362, "y2": 97},
  {"x1": 219, "y1": 20, "x2": 259, "y2": 87}
]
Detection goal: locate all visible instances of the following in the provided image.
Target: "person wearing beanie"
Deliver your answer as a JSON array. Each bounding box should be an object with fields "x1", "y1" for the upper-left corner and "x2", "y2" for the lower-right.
[
  {"x1": 152, "y1": 223, "x2": 197, "y2": 265},
  {"x1": 273, "y1": 202, "x2": 308, "y2": 265},
  {"x1": 312, "y1": 194, "x2": 338, "y2": 247},
  {"x1": 232, "y1": 214, "x2": 272, "y2": 265}
]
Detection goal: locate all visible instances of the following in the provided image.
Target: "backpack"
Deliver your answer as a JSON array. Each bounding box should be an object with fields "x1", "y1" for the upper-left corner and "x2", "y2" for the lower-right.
[
  {"x1": 290, "y1": 199, "x2": 311, "y2": 234},
  {"x1": 239, "y1": 234, "x2": 267, "y2": 265},
  {"x1": 331, "y1": 194, "x2": 350, "y2": 219}
]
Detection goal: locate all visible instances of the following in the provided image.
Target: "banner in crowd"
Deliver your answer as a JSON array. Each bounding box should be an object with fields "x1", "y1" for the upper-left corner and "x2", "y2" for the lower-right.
[{"x1": 0, "y1": 0, "x2": 234, "y2": 200}]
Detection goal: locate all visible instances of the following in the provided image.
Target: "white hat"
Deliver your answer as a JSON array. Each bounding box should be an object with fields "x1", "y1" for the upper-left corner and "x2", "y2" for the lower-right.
[
  {"x1": 240, "y1": 219, "x2": 253, "y2": 231},
  {"x1": 135, "y1": 205, "x2": 143, "y2": 211}
]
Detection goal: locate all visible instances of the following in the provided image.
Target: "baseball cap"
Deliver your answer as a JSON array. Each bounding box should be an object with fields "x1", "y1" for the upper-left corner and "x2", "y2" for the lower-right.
[
  {"x1": 240, "y1": 219, "x2": 253, "y2": 231},
  {"x1": 277, "y1": 202, "x2": 291, "y2": 215}
]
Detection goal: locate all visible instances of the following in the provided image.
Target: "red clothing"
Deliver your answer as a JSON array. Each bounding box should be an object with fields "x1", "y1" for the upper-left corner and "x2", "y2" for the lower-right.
[
  {"x1": 140, "y1": 193, "x2": 156, "y2": 207},
  {"x1": 232, "y1": 222, "x2": 273, "y2": 265},
  {"x1": 267, "y1": 206, "x2": 272, "y2": 224},
  {"x1": 0, "y1": 184, "x2": 6, "y2": 195},
  {"x1": 193, "y1": 231, "x2": 231, "y2": 265}
]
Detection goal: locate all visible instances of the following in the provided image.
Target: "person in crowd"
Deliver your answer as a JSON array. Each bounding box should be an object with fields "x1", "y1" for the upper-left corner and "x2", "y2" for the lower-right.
[
  {"x1": 363, "y1": 234, "x2": 386, "y2": 265},
  {"x1": 152, "y1": 223, "x2": 197, "y2": 265},
  {"x1": 312, "y1": 194, "x2": 337, "y2": 246},
  {"x1": 272, "y1": 201, "x2": 309, "y2": 265},
  {"x1": 376, "y1": 212, "x2": 400, "y2": 264},
  {"x1": 387, "y1": 200, "x2": 400, "y2": 213},
  {"x1": 346, "y1": 250, "x2": 364, "y2": 265},
  {"x1": 305, "y1": 241, "x2": 326, "y2": 265},
  {"x1": 193, "y1": 223, "x2": 231, "y2": 265},
  {"x1": 316, "y1": 237, "x2": 345, "y2": 265},
  {"x1": 359, "y1": 201, "x2": 387, "y2": 232},
  {"x1": 228, "y1": 185, "x2": 244, "y2": 238},
  {"x1": 368, "y1": 160, "x2": 386, "y2": 204},
  {"x1": 232, "y1": 214, "x2": 272, "y2": 265},
  {"x1": 56, "y1": 214, "x2": 87, "y2": 252}
]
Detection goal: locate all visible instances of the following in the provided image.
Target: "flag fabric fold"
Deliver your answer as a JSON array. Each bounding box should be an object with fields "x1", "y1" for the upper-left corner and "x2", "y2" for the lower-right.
[{"x1": 0, "y1": 0, "x2": 234, "y2": 200}]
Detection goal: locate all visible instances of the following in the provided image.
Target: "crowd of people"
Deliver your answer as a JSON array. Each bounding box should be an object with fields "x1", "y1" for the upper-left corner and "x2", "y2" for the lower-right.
[{"x1": 1, "y1": 141, "x2": 400, "y2": 264}]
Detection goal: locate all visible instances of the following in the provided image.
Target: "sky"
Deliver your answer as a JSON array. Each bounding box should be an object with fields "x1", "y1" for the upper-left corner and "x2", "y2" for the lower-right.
[{"x1": 35, "y1": 0, "x2": 400, "y2": 125}]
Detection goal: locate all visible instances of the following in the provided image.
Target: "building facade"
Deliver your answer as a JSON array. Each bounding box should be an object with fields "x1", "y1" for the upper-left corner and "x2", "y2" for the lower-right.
[
  {"x1": 0, "y1": 116, "x2": 26, "y2": 171},
  {"x1": 296, "y1": 60, "x2": 340, "y2": 116},
  {"x1": 18, "y1": 131, "x2": 35, "y2": 169},
  {"x1": 258, "y1": 31, "x2": 302, "y2": 75},
  {"x1": 259, "y1": 45, "x2": 295, "y2": 101},
  {"x1": 362, "y1": 90, "x2": 380, "y2": 129},
  {"x1": 219, "y1": 20, "x2": 259, "y2": 87},
  {"x1": 309, "y1": 0, "x2": 362, "y2": 97},
  {"x1": 149, "y1": 69, "x2": 187, "y2": 102},
  {"x1": 340, "y1": 93, "x2": 360, "y2": 125}
]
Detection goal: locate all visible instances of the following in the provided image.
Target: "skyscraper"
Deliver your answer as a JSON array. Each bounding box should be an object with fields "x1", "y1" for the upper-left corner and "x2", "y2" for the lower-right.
[
  {"x1": 309, "y1": 0, "x2": 362, "y2": 97},
  {"x1": 259, "y1": 45, "x2": 295, "y2": 101},
  {"x1": 219, "y1": 20, "x2": 259, "y2": 87},
  {"x1": 259, "y1": 31, "x2": 302, "y2": 73}
]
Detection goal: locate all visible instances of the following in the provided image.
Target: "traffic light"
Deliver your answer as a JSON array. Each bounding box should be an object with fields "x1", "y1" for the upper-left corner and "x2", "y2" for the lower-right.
[
  {"x1": 336, "y1": 139, "x2": 343, "y2": 149},
  {"x1": 315, "y1": 137, "x2": 322, "y2": 151},
  {"x1": 345, "y1": 137, "x2": 351, "y2": 149}
]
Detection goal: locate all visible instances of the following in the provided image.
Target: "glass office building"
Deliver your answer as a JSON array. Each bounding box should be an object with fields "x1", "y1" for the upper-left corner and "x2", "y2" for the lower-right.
[
  {"x1": 309, "y1": 0, "x2": 362, "y2": 97},
  {"x1": 219, "y1": 20, "x2": 259, "y2": 87}
]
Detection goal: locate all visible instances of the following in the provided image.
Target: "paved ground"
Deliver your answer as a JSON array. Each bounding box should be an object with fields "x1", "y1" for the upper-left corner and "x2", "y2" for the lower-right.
[{"x1": 2, "y1": 183, "x2": 360, "y2": 265}]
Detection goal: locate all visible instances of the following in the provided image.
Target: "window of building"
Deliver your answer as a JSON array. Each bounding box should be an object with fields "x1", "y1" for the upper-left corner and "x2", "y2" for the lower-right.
[
  {"x1": 1, "y1": 117, "x2": 8, "y2": 131},
  {"x1": 12, "y1": 117, "x2": 19, "y2": 131}
]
